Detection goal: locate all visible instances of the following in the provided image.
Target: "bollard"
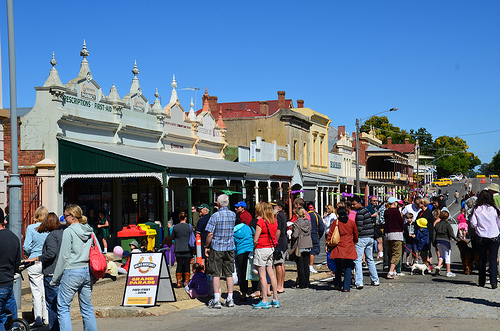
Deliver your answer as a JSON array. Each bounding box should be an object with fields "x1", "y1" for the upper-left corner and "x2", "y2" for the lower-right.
[{"x1": 196, "y1": 233, "x2": 202, "y2": 264}]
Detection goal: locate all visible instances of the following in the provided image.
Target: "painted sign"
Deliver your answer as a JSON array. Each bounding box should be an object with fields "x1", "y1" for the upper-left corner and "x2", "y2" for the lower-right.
[
  {"x1": 80, "y1": 83, "x2": 97, "y2": 101},
  {"x1": 122, "y1": 252, "x2": 175, "y2": 306},
  {"x1": 276, "y1": 148, "x2": 288, "y2": 161},
  {"x1": 63, "y1": 95, "x2": 112, "y2": 112}
]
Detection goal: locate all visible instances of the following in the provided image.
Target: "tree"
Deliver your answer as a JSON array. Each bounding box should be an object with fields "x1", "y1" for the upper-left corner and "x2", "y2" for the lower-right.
[
  {"x1": 410, "y1": 127, "x2": 433, "y2": 155},
  {"x1": 491, "y1": 150, "x2": 500, "y2": 175},
  {"x1": 433, "y1": 136, "x2": 481, "y2": 177},
  {"x1": 360, "y1": 116, "x2": 410, "y2": 144},
  {"x1": 477, "y1": 163, "x2": 492, "y2": 175}
]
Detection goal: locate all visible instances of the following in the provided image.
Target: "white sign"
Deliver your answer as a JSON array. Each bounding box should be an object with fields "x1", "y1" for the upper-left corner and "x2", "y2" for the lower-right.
[{"x1": 122, "y1": 252, "x2": 175, "y2": 306}]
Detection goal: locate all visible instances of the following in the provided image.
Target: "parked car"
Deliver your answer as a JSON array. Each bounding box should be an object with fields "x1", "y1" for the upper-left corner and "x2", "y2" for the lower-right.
[{"x1": 449, "y1": 175, "x2": 462, "y2": 181}]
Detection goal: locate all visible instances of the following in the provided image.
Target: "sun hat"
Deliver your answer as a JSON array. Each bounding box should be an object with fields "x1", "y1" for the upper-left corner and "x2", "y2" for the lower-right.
[
  {"x1": 129, "y1": 240, "x2": 139, "y2": 248},
  {"x1": 122, "y1": 251, "x2": 131, "y2": 258},
  {"x1": 416, "y1": 218, "x2": 428, "y2": 228},
  {"x1": 388, "y1": 197, "x2": 398, "y2": 204},
  {"x1": 486, "y1": 183, "x2": 500, "y2": 192}
]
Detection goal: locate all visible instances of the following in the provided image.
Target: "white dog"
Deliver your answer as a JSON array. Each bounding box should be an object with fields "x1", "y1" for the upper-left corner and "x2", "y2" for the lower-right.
[{"x1": 410, "y1": 263, "x2": 428, "y2": 275}]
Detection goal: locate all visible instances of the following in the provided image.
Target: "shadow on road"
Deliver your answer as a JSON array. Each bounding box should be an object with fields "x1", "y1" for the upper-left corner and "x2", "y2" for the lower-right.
[{"x1": 448, "y1": 296, "x2": 500, "y2": 308}]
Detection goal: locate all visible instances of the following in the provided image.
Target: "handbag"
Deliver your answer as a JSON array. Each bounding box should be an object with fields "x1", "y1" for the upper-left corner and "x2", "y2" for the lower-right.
[
  {"x1": 89, "y1": 233, "x2": 107, "y2": 279},
  {"x1": 188, "y1": 224, "x2": 196, "y2": 249},
  {"x1": 264, "y1": 221, "x2": 282, "y2": 260},
  {"x1": 246, "y1": 254, "x2": 259, "y2": 281},
  {"x1": 327, "y1": 219, "x2": 340, "y2": 247}
]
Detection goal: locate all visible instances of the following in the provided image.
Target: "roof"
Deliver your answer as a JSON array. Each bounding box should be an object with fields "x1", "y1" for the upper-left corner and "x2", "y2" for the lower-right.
[
  {"x1": 365, "y1": 146, "x2": 390, "y2": 152},
  {"x1": 239, "y1": 161, "x2": 302, "y2": 187},
  {"x1": 60, "y1": 138, "x2": 279, "y2": 179},
  {"x1": 196, "y1": 99, "x2": 293, "y2": 118},
  {"x1": 383, "y1": 143, "x2": 416, "y2": 154}
]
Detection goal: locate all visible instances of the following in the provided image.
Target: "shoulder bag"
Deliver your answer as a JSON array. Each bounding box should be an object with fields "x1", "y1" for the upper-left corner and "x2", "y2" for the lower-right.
[
  {"x1": 264, "y1": 220, "x2": 282, "y2": 260},
  {"x1": 188, "y1": 224, "x2": 196, "y2": 249},
  {"x1": 89, "y1": 233, "x2": 107, "y2": 279},
  {"x1": 327, "y1": 219, "x2": 340, "y2": 247}
]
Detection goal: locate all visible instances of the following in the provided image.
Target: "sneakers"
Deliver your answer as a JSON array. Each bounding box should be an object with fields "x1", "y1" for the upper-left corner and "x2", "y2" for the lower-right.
[
  {"x1": 387, "y1": 272, "x2": 399, "y2": 279},
  {"x1": 207, "y1": 299, "x2": 222, "y2": 309},
  {"x1": 30, "y1": 319, "x2": 44, "y2": 328},
  {"x1": 354, "y1": 284, "x2": 364, "y2": 290},
  {"x1": 224, "y1": 299, "x2": 235, "y2": 307},
  {"x1": 371, "y1": 280, "x2": 380, "y2": 286},
  {"x1": 435, "y1": 266, "x2": 441, "y2": 275},
  {"x1": 253, "y1": 300, "x2": 271, "y2": 309},
  {"x1": 397, "y1": 272, "x2": 406, "y2": 276},
  {"x1": 446, "y1": 272, "x2": 456, "y2": 278},
  {"x1": 309, "y1": 266, "x2": 318, "y2": 274},
  {"x1": 270, "y1": 300, "x2": 280, "y2": 308}
]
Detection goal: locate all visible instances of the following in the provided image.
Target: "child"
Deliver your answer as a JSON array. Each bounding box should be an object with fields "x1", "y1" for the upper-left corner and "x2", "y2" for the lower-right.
[
  {"x1": 433, "y1": 211, "x2": 458, "y2": 277},
  {"x1": 185, "y1": 263, "x2": 209, "y2": 299},
  {"x1": 415, "y1": 218, "x2": 430, "y2": 265},
  {"x1": 457, "y1": 208, "x2": 468, "y2": 240},
  {"x1": 403, "y1": 213, "x2": 417, "y2": 266},
  {"x1": 129, "y1": 240, "x2": 142, "y2": 253},
  {"x1": 104, "y1": 253, "x2": 118, "y2": 281},
  {"x1": 117, "y1": 251, "x2": 131, "y2": 274}
]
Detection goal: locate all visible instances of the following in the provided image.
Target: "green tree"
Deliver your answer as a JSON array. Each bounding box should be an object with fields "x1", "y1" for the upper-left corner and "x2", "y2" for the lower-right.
[
  {"x1": 360, "y1": 116, "x2": 409, "y2": 144},
  {"x1": 433, "y1": 136, "x2": 481, "y2": 177},
  {"x1": 410, "y1": 127, "x2": 433, "y2": 155},
  {"x1": 477, "y1": 163, "x2": 492, "y2": 175},
  {"x1": 491, "y1": 150, "x2": 500, "y2": 175}
]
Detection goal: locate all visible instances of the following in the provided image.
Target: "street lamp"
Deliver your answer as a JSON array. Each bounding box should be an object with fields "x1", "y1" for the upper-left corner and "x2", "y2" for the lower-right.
[{"x1": 355, "y1": 107, "x2": 398, "y2": 195}]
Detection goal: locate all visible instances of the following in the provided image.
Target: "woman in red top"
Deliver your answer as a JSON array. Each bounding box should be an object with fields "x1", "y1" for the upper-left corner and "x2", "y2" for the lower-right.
[
  {"x1": 327, "y1": 206, "x2": 358, "y2": 292},
  {"x1": 252, "y1": 202, "x2": 279, "y2": 309}
]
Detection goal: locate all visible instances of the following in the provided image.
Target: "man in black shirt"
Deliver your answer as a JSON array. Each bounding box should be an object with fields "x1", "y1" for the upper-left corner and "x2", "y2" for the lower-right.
[
  {"x1": 0, "y1": 207, "x2": 21, "y2": 326},
  {"x1": 272, "y1": 200, "x2": 288, "y2": 293},
  {"x1": 195, "y1": 204, "x2": 211, "y2": 262}
]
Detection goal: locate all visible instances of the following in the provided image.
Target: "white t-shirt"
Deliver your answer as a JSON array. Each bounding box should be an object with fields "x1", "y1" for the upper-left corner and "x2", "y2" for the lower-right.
[
  {"x1": 402, "y1": 203, "x2": 420, "y2": 223},
  {"x1": 323, "y1": 212, "x2": 337, "y2": 234}
]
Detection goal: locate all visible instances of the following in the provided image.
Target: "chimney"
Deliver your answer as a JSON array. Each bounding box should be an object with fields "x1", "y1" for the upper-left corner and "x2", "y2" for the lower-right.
[
  {"x1": 405, "y1": 137, "x2": 409, "y2": 144},
  {"x1": 297, "y1": 99, "x2": 304, "y2": 108},
  {"x1": 277, "y1": 91, "x2": 286, "y2": 109},
  {"x1": 387, "y1": 136, "x2": 392, "y2": 145},
  {"x1": 208, "y1": 96, "x2": 218, "y2": 113},
  {"x1": 259, "y1": 101, "x2": 269, "y2": 116},
  {"x1": 338, "y1": 126, "x2": 345, "y2": 140}
]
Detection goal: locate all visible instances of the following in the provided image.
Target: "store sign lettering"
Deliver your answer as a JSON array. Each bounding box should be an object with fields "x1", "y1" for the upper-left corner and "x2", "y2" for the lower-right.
[
  {"x1": 63, "y1": 95, "x2": 112, "y2": 112},
  {"x1": 133, "y1": 98, "x2": 145, "y2": 112},
  {"x1": 330, "y1": 161, "x2": 341, "y2": 169},
  {"x1": 198, "y1": 127, "x2": 220, "y2": 137},
  {"x1": 80, "y1": 83, "x2": 97, "y2": 100},
  {"x1": 164, "y1": 121, "x2": 190, "y2": 130}
]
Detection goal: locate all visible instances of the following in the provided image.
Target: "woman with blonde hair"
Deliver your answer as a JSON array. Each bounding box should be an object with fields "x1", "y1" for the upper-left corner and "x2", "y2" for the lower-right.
[
  {"x1": 23, "y1": 206, "x2": 50, "y2": 327},
  {"x1": 50, "y1": 204, "x2": 98, "y2": 331},
  {"x1": 323, "y1": 204, "x2": 337, "y2": 237},
  {"x1": 252, "y1": 202, "x2": 280, "y2": 309}
]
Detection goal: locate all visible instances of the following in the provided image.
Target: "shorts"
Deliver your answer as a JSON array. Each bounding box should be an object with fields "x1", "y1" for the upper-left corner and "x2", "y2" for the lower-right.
[
  {"x1": 253, "y1": 248, "x2": 274, "y2": 267},
  {"x1": 310, "y1": 242, "x2": 320, "y2": 256},
  {"x1": 404, "y1": 243, "x2": 418, "y2": 254},
  {"x1": 273, "y1": 250, "x2": 285, "y2": 265},
  {"x1": 206, "y1": 248, "x2": 235, "y2": 278}
]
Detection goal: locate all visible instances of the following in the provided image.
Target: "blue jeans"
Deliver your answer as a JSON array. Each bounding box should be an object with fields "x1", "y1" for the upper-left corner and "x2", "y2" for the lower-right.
[
  {"x1": 354, "y1": 237, "x2": 379, "y2": 286},
  {"x1": 0, "y1": 285, "x2": 16, "y2": 331},
  {"x1": 44, "y1": 276, "x2": 59, "y2": 331},
  {"x1": 57, "y1": 268, "x2": 97, "y2": 331}
]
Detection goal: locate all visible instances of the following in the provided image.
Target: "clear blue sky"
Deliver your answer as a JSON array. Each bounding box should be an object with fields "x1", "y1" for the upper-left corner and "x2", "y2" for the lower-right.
[{"x1": 1, "y1": 1, "x2": 499, "y2": 163}]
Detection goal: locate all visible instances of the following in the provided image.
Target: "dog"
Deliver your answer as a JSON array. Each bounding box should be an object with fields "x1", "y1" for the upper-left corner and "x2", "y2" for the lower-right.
[
  {"x1": 457, "y1": 240, "x2": 479, "y2": 275},
  {"x1": 410, "y1": 263, "x2": 428, "y2": 275}
]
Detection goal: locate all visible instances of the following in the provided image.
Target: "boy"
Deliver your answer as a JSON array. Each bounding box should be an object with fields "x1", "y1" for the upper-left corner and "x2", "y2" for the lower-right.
[
  {"x1": 403, "y1": 213, "x2": 417, "y2": 266},
  {"x1": 415, "y1": 218, "x2": 430, "y2": 265}
]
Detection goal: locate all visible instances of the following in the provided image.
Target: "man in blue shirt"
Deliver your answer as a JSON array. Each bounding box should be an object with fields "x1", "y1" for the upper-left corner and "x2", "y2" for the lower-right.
[{"x1": 205, "y1": 194, "x2": 236, "y2": 309}]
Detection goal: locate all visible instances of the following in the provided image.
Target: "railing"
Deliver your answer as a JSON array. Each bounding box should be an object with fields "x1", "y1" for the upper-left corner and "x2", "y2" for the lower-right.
[{"x1": 367, "y1": 171, "x2": 408, "y2": 182}]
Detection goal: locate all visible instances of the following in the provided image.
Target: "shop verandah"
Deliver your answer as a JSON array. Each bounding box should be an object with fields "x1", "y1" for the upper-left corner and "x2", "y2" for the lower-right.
[{"x1": 58, "y1": 139, "x2": 291, "y2": 240}]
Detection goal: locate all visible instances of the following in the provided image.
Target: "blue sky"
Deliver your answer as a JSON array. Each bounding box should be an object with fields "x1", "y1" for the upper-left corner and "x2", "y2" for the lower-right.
[{"x1": 1, "y1": 1, "x2": 499, "y2": 163}]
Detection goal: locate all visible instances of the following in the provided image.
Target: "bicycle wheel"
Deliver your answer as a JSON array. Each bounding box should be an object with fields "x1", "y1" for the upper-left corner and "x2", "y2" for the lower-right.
[{"x1": 9, "y1": 318, "x2": 30, "y2": 331}]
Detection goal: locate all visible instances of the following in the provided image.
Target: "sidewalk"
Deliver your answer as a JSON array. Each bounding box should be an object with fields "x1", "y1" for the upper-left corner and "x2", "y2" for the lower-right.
[{"x1": 19, "y1": 261, "x2": 333, "y2": 320}]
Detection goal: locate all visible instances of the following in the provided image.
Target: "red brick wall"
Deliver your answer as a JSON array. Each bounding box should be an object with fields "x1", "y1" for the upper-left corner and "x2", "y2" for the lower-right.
[{"x1": 3, "y1": 120, "x2": 45, "y2": 171}]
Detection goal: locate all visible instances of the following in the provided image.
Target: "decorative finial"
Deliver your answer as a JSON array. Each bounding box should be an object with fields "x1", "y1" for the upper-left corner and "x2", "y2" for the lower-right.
[
  {"x1": 132, "y1": 60, "x2": 139, "y2": 77},
  {"x1": 204, "y1": 87, "x2": 208, "y2": 98},
  {"x1": 80, "y1": 40, "x2": 89, "y2": 60},
  {"x1": 190, "y1": 97, "x2": 194, "y2": 109},
  {"x1": 154, "y1": 88, "x2": 160, "y2": 99},
  {"x1": 171, "y1": 74, "x2": 177, "y2": 89},
  {"x1": 50, "y1": 52, "x2": 57, "y2": 68}
]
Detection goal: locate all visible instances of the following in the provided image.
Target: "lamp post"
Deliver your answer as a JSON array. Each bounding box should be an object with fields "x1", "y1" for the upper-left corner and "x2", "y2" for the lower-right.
[{"x1": 355, "y1": 107, "x2": 398, "y2": 195}]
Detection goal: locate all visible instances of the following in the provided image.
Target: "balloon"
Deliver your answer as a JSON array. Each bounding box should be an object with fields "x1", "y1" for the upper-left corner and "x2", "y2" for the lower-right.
[{"x1": 113, "y1": 246, "x2": 123, "y2": 258}]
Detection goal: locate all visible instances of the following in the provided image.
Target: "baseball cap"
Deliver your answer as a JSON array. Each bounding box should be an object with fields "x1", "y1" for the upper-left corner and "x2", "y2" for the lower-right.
[
  {"x1": 307, "y1": 203, "x2": 315, "y2": 210},
  {"x1": 235, "y1": 201, "x2": 247, "y2": 208},
  {"x1": 388, "y1": 197, "x2": 398, "y2": 204},
  {"x1": 271, "y1": 199, "x2": 285, "y2": 208},
  {"x1": 198, "y1": 203, "x2": 210, "y2": 210}
]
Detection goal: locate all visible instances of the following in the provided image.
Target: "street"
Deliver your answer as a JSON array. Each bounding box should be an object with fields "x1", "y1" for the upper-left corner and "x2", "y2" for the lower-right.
[{"x1": 67, "y1": 178, "x2": 500, "y2": 330}]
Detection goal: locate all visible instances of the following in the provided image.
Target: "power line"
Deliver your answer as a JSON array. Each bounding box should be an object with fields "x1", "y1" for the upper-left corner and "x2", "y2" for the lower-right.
[{"x1": 363, "y1": 125, "x2": 500, "y2": 139}]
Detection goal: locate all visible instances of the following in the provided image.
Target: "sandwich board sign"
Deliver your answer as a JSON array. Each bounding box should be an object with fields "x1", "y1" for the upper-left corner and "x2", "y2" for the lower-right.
[{"x1": 122, "y1": 252, "x2": 176, "y2": 306}]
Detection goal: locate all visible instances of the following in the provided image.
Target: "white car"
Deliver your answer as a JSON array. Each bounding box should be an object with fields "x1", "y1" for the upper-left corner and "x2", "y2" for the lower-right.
[{"x1": 449, "y1": 175, "x2": 462, "y2": 181}]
